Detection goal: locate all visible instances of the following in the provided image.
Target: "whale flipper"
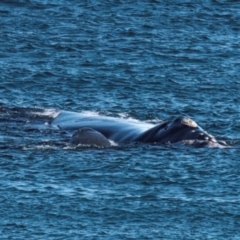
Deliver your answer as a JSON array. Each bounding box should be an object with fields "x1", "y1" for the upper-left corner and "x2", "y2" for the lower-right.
[{"x1": 70, "y1": 127, "x2": 111, "y2": 148}]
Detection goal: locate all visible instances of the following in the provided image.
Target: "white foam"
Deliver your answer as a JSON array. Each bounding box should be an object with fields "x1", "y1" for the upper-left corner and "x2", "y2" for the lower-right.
[
  {"x1": 31, "y1": 108, "x2": 60, "y2": 118},
  {"x1": 79, "y1": 111, "x2": 152, "y2": 126},
  {"x1": 22, "y1": 144, "x2": 59, "y2": 150},
  {"x1": 80, "y1": 111, "x2": 101, "y2": 117},
  {"x1": 109, "y1": 140, "x2": 118, "y2": 147}
]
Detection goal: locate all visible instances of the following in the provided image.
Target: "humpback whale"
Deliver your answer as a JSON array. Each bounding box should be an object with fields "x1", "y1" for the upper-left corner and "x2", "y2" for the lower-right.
[{"x1": 52, "y1": 111, "x2": 228, "y2": 148}]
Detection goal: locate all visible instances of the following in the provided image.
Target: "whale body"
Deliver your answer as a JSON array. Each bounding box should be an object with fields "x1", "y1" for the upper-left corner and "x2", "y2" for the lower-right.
[{"x1": 52, "y1": 111, "x2": 228, "y2": 148}]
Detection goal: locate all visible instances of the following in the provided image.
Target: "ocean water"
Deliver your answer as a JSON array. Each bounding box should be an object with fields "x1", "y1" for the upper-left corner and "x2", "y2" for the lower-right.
[{"x1": 0, "y1": 0, "x2": 240, "y2": 239}]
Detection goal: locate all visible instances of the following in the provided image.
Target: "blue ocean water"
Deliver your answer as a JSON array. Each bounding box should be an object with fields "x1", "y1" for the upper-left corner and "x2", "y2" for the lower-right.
[{"x1": 0, "y1": 0, "x2": 240, "y2": 239}]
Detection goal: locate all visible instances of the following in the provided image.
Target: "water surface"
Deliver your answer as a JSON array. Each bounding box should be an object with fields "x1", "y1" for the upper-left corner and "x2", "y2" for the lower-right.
[{"x1": 0, "y1": 0, "x2": 240, "y2": 239}]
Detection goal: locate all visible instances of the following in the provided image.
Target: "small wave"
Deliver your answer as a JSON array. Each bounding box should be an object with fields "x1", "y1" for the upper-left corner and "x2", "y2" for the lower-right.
[
  {"x1": 80, "y1": 111, "x2": 101, "y2": 117},
  {"x1": 21, "y1": 144, "x2": 59, "y2": 151},
  {"x1": 77, "y1": 110, "x2": 153, "y2": 127},
  {"x1": 32, "y1": 108, "x2": 60, "y2": 119}
]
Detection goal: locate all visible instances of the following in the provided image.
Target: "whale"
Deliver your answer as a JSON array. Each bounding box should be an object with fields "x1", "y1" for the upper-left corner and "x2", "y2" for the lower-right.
[{"x1": 52, "y1": 111, "x2": 228, "y2": 148}]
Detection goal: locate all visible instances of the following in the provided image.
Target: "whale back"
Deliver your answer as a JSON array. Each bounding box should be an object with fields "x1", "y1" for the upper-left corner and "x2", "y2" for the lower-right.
[{"x1": 52, "y1": 111, "x2": 153, "y2": 142}]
